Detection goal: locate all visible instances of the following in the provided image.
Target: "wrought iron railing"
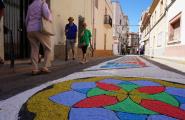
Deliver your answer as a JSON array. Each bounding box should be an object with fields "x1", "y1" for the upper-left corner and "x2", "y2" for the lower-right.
[{"x1": 104, "y1": 15, "x2": 112, "y2": 27}]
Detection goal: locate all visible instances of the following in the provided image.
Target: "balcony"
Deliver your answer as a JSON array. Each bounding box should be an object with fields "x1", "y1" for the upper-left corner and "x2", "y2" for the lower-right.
[{"x1": 104, "y1": 15, "x2": 112, "y2": 28}]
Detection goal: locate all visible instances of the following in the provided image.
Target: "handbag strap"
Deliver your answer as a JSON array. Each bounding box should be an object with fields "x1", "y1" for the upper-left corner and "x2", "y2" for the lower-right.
[{"x1": 41, "y1": 2, "x2": 47, "y2": 20}]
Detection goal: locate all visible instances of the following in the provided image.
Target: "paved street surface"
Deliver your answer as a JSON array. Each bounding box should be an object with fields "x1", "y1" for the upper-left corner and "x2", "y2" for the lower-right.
[
  {"x1": 0, "y1": 55, "x2": 185, "y2": 120},
  {"x1": 0, "y1": 57, "x2": 117, "y2": 100}
]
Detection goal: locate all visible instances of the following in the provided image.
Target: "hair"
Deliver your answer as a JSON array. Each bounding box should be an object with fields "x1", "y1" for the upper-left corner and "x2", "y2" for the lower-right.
[
  {"x1": 82, "y1": 22, "x2": 87, "y2": 27},
  {"x1": 68, "y1": 17, "x2": 74, "y2": 21}
]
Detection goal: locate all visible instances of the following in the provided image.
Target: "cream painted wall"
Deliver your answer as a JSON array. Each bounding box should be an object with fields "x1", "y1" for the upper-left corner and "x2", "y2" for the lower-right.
[
  {"x1": 0, "y1": 19, "x2": 4, "y2": 59},
  {"x1": 94, "y1": 0, "x2": 113, "y2": 50},
  {"x1": 49, "y1": 0, "x2": 113, "y2": 59},
  {"x1": 51, "y1": 0, "x2": 92, "y2": 45},
  {"x1": 50, "y1": 0, "x2": 93, "y2": 59}
]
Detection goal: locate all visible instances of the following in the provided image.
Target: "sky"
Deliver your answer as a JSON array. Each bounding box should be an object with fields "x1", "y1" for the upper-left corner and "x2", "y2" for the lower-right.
[{"x1": 120, "y1": 0, "x2": 153, "y2": 32}]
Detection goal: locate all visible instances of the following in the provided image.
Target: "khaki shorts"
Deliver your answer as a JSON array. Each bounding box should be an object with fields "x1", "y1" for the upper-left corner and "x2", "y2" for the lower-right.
[{"x1": 67, "y1": 39, "x2": 75, "y2": 50}]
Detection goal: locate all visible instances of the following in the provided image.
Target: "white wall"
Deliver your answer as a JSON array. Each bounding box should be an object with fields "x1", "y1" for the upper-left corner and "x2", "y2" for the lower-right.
[
  {"x1": 167, "y1": 0, "x2": 185, "y2": 44},
  {"x1": 112, "y1": 1, "x2": 128, "y2": 55},
  {"x1": 51, "y1": 0, "x2": 92, "y2": 45},
  {"x1": 148, "y1": 0, "x2": 168, "y2": 58}
]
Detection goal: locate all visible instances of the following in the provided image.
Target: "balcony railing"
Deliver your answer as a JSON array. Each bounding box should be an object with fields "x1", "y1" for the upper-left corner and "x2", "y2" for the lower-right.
[{"x1": 104, "y1": 15, "x2": 112, "y2": 28}]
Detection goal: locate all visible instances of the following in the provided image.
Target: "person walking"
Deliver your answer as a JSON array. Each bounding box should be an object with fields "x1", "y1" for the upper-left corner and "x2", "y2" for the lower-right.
[
  {"x1": 26, "y1": 0, "x2": 52, "y2": 75},
  {"x1": 79, "y1": 23, "x2": 92, "y2": 64},
  {"x1": 65, "y1": 17, "x2": 77, "y2": 61}
]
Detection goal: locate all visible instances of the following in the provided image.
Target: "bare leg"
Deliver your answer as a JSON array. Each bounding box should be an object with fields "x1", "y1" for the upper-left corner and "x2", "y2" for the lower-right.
[
  {"x1": 72, "y1": 48, "x2": 75, "y2": 59},
  {"x1": 84, "y1": 53, "x2": 87, "y2": 62},
  {"x1": 67, "y1": 49, "x2": 70, "y2": 60}
]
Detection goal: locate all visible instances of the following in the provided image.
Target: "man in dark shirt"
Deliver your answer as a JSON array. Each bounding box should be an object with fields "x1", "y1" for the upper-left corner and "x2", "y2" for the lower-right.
[
  {"x1": 0, "y1": 0, "x2": 5, "y2": 21},
  {"x1": 65, "y1": 17, "x2": 77, "y2": 61}
]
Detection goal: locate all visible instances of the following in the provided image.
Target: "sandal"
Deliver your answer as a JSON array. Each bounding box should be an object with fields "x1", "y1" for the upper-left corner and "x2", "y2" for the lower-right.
[
  {"x1": 40, "y1": 68, "x2": 51, "y2": 74},
  {"x1": 32, "y1": 70, "x2": 41, "y2": 76},
  {"x1": 80, "y1": 61, "x2": 85, "y2": 64},
  {"x1": 0, "y1": 59, "x2": 4, "y2": 64}
]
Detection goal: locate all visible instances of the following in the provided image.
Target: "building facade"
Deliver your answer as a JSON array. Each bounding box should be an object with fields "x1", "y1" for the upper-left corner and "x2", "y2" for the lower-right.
[
  {"x1": 140, "y1": 9, "x2": 150, "y2": 56},
  {"x1": 0, "y1": 0, "x2": 113, "y2": 61},
  {"x1": 166, "y1": 0, "x2": 185, "y2": 61},
  {"x1": 140, "y1": 0, "x2": 185, "y2": 62},
  {"x1": 127, "y1": 32, "x2": 139, "y2": 54},
  {"x1": 93, "y1": 0, "x2": 113, "y2": 57},
  {"x1": 43, "y1": 0, "x2": 113, "y2": 59},
  {"x1": 112, "y1": 0, "x2": 129, "y2": 55}
]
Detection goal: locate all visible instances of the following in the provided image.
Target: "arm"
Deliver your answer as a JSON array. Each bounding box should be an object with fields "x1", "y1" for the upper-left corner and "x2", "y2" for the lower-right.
[
  {"x1": 74, "y1": 25, "x2": 78, "y2": 43},
  {"x1": 65, "y1": 24, "x2": 68, "y2": 36},
  {"x1": 90, "y1": 31, "x2": 94, "y2": 49},
  {"x1": 89, "y1": 30, "x2": 92, "y2": 42}
]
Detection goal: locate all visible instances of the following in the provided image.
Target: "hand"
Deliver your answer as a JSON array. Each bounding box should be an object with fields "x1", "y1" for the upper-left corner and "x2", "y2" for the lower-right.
[{"x1": 81, "y1": 31, "x2": 84, "y2": 36}]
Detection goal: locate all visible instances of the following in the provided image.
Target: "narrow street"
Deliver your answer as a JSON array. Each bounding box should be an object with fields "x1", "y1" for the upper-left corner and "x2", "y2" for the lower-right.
[
  {"x1": 0, "y1": 55, "x2": 185, "y2": 120},
  {"x1": 1, "y1": 0, "x2": 185, "y2": 120},
  {"x1": 0, "y1": 56, "x2": 117, "y2": 100}
]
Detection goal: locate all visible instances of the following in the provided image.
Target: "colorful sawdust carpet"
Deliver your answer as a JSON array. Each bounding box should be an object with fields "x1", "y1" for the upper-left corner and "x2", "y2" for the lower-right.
[
  {"x1": 23, "y1": 77, "x2": 185, "y2": 120},
  {"x1": 95, "y1": 57, "x2": 146, "y2": 70}
]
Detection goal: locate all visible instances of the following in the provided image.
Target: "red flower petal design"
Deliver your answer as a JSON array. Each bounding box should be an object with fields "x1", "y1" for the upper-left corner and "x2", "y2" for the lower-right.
[
  {"x1": 73, "y1": 95, "x2": 118, "y2": 108},
  {"x1": 124, "y1": 62, "x2": 145, "y2": 67},
  {"x1": 137, "y1": 86, "x2": 165, "y2": 94},
  {"x1": 96, "y1": 82, "x2": 121, "y2": 91},
  {"x1": 141, "y1": 99, "x2": 185, "y2": 120}
]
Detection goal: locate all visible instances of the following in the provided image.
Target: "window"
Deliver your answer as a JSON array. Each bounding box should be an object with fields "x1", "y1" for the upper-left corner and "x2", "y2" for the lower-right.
[
  {"x1": 160, "y1": 0, "x2": 164, "y2": 15},
  {"x1": 154, "y1": 11, "x2": 157, "y2": 24},
  {"x1": 105, "y1": 7, "x2": 107, "y2": 15},
  {"x1": 95, "y1": 0, "x2": 98, "y2": 9},
  {"x1": 169, "y1": 13, "x2": 181, "y2": 42},
  {"x1": 157, "y1": 32, "x2": 163, "y2": 47}
]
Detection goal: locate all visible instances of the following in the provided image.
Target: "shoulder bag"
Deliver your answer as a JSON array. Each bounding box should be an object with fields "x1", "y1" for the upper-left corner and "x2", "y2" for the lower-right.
[{"x1": 41, "y1": 2, "x2": 55, "y2": 36}]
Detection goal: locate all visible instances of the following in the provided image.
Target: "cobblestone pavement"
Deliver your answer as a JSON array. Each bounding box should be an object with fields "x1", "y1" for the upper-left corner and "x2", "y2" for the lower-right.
[{"x1": 0, "y1": 55, "x2": 185, "y2": 120}]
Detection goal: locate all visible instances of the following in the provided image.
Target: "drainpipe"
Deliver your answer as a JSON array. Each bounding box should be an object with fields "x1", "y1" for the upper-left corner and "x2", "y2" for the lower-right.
[
  {"x1": 92, "y1": 0, "x2": 95, "y2": 47},
  {"x1": 91, "y1": 0, "x2": 95, "y2": 56}
]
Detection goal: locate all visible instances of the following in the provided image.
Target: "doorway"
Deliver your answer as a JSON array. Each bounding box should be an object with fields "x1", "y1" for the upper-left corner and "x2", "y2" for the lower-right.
[{"x1": 4, "y1": 0, "x2": 31, "y2": 60}]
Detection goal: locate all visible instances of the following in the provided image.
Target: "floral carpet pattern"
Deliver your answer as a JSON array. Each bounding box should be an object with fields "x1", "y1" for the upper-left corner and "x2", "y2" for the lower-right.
[
  {"x1": 25, "y1": 77, "x2": 185, "y2": 120},
  {"x1": 86, "y1": 57, "x2": 147, "y2": 71}
]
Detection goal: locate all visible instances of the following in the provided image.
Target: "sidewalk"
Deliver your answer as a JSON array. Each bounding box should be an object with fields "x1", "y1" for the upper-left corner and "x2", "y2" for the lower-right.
[
  {"x1": 143, "y1": 56, "x2": 185, "y2": 74},
  {"x1": 0, "y1": 56, "x2": 118, "y2": 100},
  {"x1": 0, "y1": 56, "x2": 100, "y2": 78},
  {"x1": 0, "y1": 59, "x2": 66, "y2": 78}
]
